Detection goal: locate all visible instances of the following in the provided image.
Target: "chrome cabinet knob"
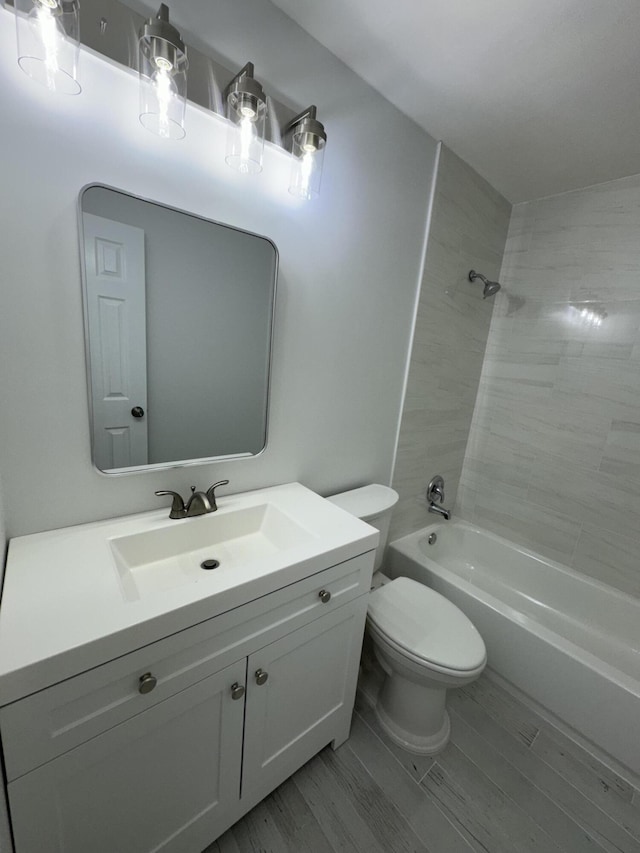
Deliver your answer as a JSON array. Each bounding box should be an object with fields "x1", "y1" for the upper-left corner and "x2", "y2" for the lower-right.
[
  {"x1": 138, "y1": 672, "x2": 157, "y2": 695},
  {"x1": 319, "y1": 589, "x2": 331, "y2": 603},
  {"x1": 255, "y1": 668, "x2": 268, "y2": 686},
  {"x1": 230, "y1": 682, "x2": 245, "y2": 700}
]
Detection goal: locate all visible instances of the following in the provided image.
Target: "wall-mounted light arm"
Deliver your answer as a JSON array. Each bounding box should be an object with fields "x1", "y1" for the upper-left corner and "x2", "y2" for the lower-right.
[
  {"x1": 224, "y1": 62, "x2": 267, "y2": 174},
  {"x1": 138, "y1": 3, "x2": 188, "y2": 139},
  {"x1": 284, "y1": 105, "x2": 327, "y2": 200}
]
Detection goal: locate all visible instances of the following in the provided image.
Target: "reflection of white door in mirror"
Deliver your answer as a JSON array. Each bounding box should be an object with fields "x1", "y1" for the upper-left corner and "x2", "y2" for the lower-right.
[{"x1": 83, "y1": 214, "x2": 148, "y2": 470}]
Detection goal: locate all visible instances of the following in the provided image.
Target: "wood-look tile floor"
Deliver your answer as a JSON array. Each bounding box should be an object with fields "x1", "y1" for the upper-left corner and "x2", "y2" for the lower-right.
[{"x1": 205, "y1": 675, "x2": 640, "y2": 853}]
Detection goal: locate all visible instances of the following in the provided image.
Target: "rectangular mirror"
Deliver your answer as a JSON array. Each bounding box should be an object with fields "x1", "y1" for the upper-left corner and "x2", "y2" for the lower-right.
[{"x1": 79, "y1": 185, "x2": 277, "y2": 474}]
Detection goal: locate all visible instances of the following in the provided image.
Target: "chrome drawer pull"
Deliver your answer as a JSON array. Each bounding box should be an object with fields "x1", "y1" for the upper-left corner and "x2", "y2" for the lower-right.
[
  {"x1": 138, "y1": 673, "x2": 157, "y2": 695},
  {"x1": 319, "y1": 589, "x2": 331, "y2": 603}
]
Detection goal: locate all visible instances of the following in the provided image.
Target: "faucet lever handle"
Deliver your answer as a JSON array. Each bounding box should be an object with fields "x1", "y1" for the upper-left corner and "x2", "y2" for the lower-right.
[
  {"x1": 155, "y1": 490, "x2": 187, "y2": 519},
  {"x1": 426, "y1": 475, "x2": 445, "y2": 504},
  {"x1": 206, "y1": 480, "x2": 230, "y2": 510}
]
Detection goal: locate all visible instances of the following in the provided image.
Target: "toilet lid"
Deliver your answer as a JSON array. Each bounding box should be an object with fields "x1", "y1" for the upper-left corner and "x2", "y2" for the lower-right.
[{"x1": 367, "y1": 577, "x2": 486, "y2": 672}]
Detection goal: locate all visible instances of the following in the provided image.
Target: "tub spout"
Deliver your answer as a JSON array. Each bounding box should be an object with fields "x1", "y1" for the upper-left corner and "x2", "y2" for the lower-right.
[{"x1": 428, "y1": 501, "x2": 451, "y2": 520}]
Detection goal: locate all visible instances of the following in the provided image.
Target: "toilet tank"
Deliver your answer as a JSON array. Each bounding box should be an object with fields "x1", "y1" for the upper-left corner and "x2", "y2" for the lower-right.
[{"x1": 326, "y1": 485, "x2": 399, "y2": 570}]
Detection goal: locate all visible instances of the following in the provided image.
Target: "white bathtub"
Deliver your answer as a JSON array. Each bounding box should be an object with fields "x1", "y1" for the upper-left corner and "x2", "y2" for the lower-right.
[{"x1": 387, "y1": 521, "x2": 640, "y2": 777}]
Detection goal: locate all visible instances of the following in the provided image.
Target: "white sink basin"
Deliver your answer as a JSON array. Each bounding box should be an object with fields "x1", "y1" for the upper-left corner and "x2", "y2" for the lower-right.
[
  {"x1": 0, "y1": 483, "x2": 379, "y2": 703},
  {"x1": 110, "y1": 503, "x2": 314, "y2": 601}
]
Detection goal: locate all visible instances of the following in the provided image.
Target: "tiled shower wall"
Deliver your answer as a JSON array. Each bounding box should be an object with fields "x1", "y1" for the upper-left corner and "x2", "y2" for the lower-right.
[
  {"x1": 390, "y1": 146, "x2": 511, "y2": 541},
  {"x1": 458, "y1": 172, "x2": 640, "y2": 600}
]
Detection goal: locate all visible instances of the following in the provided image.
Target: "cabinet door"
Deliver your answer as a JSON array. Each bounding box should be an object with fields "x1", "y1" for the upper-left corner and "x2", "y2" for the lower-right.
[
  {"x1": 8, "y1": 660, "x2": 246, "y2": 853},
  {"x1": 242, "y1": 596, "x2": 367, "y2": 801}
]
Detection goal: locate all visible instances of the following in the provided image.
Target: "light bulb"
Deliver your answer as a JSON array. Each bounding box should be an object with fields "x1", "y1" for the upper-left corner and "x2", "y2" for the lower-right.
[
  {"x1": 285, "y1": 108, "x2": 326, "y2": 200},
  {"x1": 16, "y1": 0, "x2": 81, "y2": 94},
  {"x1": 288, "y1": 144, "x2": 324, "y2": 200},
  {"x1": 225, "y1": 91, "x2": 265, "y2": 174},
  {"x1": 298, "y1": 151, "x2": 314, "y2": 196},
  {"x1": 33, "y1": 4, "x2": 60, "y2": 89},
  {"x1": 151, "y1": 66, "x2": 177, "y2": 139},
  {"x1": 236, "y1": 115, "x2": 257, "y2": 173},
  {"x1": 138, "y1": 7, "x2": 188, "y2": 139}
]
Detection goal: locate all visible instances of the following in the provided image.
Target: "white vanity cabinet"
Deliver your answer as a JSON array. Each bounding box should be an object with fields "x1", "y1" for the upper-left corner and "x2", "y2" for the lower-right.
[
  {"x1": 7, "y1": 661, "x2": 246, "y2": 853},
  {"x1": 1, "y1": 552, "x2": 373, "y2": 853},
  {"x1": 241, "y1": 597, "x2": 367, "y2": 802}
]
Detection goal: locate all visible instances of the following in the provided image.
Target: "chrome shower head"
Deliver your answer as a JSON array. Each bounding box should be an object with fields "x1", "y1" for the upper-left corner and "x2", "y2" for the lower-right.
[
  {"x1": 483, "y1": 279, "x2": 501, "y2": 298},
  {"x1": 469, "y1": 269, "x2": 501, "y2": 299}
]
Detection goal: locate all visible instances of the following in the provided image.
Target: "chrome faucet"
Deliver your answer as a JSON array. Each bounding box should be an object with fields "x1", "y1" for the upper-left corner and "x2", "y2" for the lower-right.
[
  {"x1": 155, "y1": 480, "x2": 230, "y2": 519},
  {"x1": 426, "y1": 475, "x2": 451, "y2": 520}
]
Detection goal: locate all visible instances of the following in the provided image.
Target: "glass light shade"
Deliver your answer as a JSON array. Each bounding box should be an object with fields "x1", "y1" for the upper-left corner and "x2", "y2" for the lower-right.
[
  {"x1": 15, "y1": 0, "x2": 81, "y2": 95},
  {"x1": 139, "y1": 35, "x2": 187, "y2": 139},
  {"x1": 225, "y1": 90, "x2": 267, "y2": 175},
  {"x1": 288, "y1": 132, "x2": 325, "y2": 200}
]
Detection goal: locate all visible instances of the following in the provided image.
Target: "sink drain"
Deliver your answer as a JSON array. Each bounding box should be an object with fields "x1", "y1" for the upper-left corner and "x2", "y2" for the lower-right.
[{"x1": 200, "y1": 559, "x2": 220, "y2": 570}]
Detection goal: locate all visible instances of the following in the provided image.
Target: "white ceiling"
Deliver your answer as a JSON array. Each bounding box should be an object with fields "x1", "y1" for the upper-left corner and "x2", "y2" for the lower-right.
[{"x1": 270, "y1": 0, "x2": 640, "y2": 202}]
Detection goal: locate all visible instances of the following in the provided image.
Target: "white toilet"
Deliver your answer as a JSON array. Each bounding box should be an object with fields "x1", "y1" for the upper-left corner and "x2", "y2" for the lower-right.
[{"x1": 327, "y1": 484, "x2": 487, "y2": 755}]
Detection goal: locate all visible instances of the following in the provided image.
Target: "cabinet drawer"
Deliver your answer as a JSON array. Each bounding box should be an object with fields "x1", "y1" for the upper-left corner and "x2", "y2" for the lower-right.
[{"x1": 1, "y1": 551, "x2": 373, "y2": 780}]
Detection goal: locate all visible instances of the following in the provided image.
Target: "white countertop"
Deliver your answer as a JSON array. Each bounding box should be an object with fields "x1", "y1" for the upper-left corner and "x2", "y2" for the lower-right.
[{"x1": 0, "y1": 483, "x2": 377, "y2": 705}]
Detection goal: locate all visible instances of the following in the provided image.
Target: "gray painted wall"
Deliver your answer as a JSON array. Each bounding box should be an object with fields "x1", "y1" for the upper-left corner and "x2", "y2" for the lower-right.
[
  {"x1": 390, "y1": 146, "x2": 511, "y2": 542},
  {"x1": 0, "y1": 1, "x2": 437, "y2": 538},
  {"x1": 459, "y1": 171, "x2": 640, "y2": 600}
]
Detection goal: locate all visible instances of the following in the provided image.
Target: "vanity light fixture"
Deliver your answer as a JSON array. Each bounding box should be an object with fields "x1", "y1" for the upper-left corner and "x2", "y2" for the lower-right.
[
  {"x1": 11, "y1": 0, "x2": 330, "y2": 192},
  {"x1": 284, "y1": 105, "x2": 327, "y2": 200},
  {"x1": 138, "y1": 3, "x2": 188, "y2": 140},
  {"x1": 224, "y1": 62, "x2": 268, "y2": 174},
  {"x1": 14, "y1": 0, "x2": 81, "y2": 94}
]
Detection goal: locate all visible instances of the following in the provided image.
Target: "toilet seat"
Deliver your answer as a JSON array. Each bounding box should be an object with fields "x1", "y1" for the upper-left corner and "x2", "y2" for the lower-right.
[
  {"x1": 367, "y1": 577, "x2": 486, "y2": 674},
  {"x1": 367, "y1": 621, "x2": 486, "y2": 681}
]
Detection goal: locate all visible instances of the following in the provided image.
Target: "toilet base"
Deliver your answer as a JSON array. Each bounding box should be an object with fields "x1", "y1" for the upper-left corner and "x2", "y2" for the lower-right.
[
  {"x1": 375, "y1": 701, "x2": 451, "y2": 755},
  {"x1": 373, "y1": 664, "x2": 454, "y2": 755}
]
